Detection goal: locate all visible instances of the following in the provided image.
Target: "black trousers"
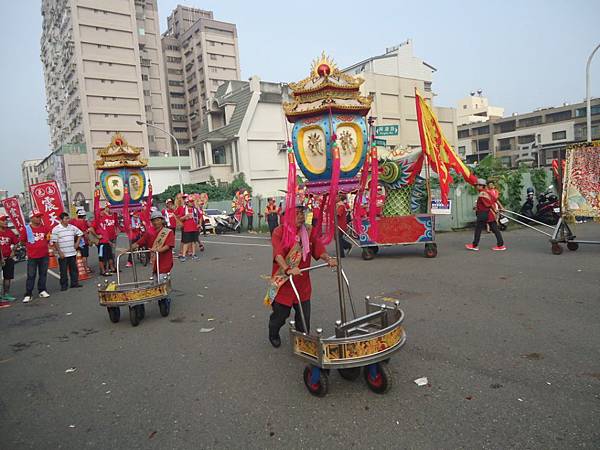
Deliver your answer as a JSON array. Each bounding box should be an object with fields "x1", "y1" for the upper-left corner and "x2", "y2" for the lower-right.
[
  {"x1": 473, "y1": 219, "x2": 504, "y2": 247},
  {"x1": 247, "y1": 215, "x2": 253, "y2": 231},
  {"x1": 58, "y1": 256, "x2": 78, "y2": 289},
  {"x1": 269, "y1": 301, "x2": 311, "y2": 338},
  {"x1": 25, "y1": 257, "x2": 48, "y2": 296},
  {"x1": 336, "y1": 230, "x2": 352, "y2": 256}
]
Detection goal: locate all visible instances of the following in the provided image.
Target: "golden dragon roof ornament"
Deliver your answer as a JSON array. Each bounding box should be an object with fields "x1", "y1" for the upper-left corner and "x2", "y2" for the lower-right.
[{"x1": 95, "y1": 133, "x2": 147, "y2": 169}]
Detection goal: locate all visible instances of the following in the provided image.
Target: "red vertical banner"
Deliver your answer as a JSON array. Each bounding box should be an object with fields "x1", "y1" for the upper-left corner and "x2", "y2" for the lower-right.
[
  {"x1": 1, "y1": 197, "x2": 26, "y2": 238},
  {"x1": 29, "y1": 181, "x2": 65, "y2": 227}
]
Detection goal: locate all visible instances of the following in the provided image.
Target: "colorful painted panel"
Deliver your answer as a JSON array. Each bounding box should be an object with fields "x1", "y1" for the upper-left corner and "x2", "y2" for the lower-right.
[
  {"x1": 563, "y1": 143, "x2": 600, "y2": 217},
  {"x1": 294, "y1": 335, "x2": 318, "y2": 358},
  {"x1": 292, "y1": 114, "x2": 368, "y2": 181},
  {"x1": 358, "y1": 215, "x2": 434, "y2": 245},
  {"x1": 100, "y1": 168, "x2": 147, "y2": 205},
  {"x1": 99, "y1": 283, "x2": 169, "y2": 304},
  {"x1": 323, "y1": 327, "x2": 404, "y2": 362}
]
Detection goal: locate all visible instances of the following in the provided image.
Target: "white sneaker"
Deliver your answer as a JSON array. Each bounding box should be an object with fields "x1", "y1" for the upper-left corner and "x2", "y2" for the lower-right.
[
  {"x1": 39, "y1": 291, "x2": 50, "y2": 298},
  {"x1": 23, "y1": 296, "x2": 32, "y2": 303}
]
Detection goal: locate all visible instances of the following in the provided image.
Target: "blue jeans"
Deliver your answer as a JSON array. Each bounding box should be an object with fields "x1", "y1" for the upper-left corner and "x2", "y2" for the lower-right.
[{"x1": 25, "y1": 256, "x2": 49, "y2": 296}]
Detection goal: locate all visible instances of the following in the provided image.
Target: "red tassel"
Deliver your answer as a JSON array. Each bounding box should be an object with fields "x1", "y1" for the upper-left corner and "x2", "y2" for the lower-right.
[
  {"x1": 322, "y1": 138, "x2": 341, "y2": 245},
  {"x1": 352, "y1": 151, "x2": 370, "y2": 234},
  {"x1": 282, "y1": 143, "x2": 297, "y2": 248},
  {"x1": 368, "y1": 145, "x2": 379, "y2": 240}
]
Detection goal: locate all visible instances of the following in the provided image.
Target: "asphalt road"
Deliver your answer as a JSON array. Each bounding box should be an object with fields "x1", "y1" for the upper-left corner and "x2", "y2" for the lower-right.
[{"x1": 1, "y1": 224, "x2": 599, "y2": 449}]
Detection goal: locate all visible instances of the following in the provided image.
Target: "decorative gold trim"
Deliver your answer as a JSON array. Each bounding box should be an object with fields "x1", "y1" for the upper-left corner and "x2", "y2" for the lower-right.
[{"x1": 95, "y1": 133, "x2": 148, "y2": 169}]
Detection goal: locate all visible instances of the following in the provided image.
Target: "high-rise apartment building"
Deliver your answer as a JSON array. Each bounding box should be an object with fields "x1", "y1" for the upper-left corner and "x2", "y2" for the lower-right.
[
  {"x1": 161, "y1": 6, "x2": 241, "y2": 149},
  {"x1": 21, "y1": 159, "x2": 43, "y2": 211},
  {"x1": 457, "y1": 91, "x2": 504, "y2": 126},
  {"x1": 40, "y1": 0, "x2": 171, "y2": 200}
]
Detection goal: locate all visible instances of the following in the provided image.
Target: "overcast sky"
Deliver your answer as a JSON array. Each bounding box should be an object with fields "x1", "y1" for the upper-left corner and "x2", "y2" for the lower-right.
[{"x1": 0, "y1": 0, "x2": 599, "y2": 195}]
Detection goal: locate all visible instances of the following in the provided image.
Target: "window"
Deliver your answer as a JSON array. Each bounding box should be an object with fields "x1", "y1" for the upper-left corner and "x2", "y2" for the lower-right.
[
  {"x1": 546, "y1": 110, "x2": 571, "y2": 123},
  {"x1": 168, "y1": 80, "x2": 183, "y2": 87},
  {"x1": 143, "y1": 89, "x2": 150, "y2": 96},
  {"x1": 145, "y1": 105, "x2": 151, "y2": 111},
  {"x1": 170, "y1": 92, "x2": 184, "y2": 98},
  {"x1": 141, "y1": 74, "x2": 149, "y2": 81},
  {"x1": 212, "y1": 146, "x2": 226, "y2": 164},
  {"x1": 196, "y1": 147, "x2": 206, "y2": 167},
  {"x1": 424, "y1": 81, "x2": 432, "y2": 92},
  {"x1": 167, "y1": 56, "x2": 182, "y2": 64},
  {"x1": 174, "y1": 127, "x2": 188, "y2": 133},
  {"x1": 209, "y1": 54, "x2": 217, "y2": 61},
  {"x1": 171, "y1": 103, "x2": 186, "y2": 109},
  {"x1": 552, "y1": 130, "x2": 566, "y2": 141},
  {"x1": 463, "y1": 105, "x2": 467, "y2": 109},
  {"x1": 477, "y1": 139, "x2": 489, "y2": 151},
  {"x1": 494, "y1": 120, "x2": 516, "y2": 133},
  {"x1": 172, "y1": 114, "x2": 187, "y2": 121},
  {"x1": 517, "y1": 134, "x2": 535, "y2": 144},
  {"x1": 210, "y1": 67, "x2": 217, "y2": 73},
  {"x1": 168, "y1": 68, "x2": 183, "y2": 75},
  {"x1": 497, "y1": 138, "x2": 512, "y2": 151},
  {"x1": 473, "y1": 125, "x2": 489, "y2": 135},
  {"x1": 458, "y1": 129, "x2": 469, "y2": 139},
  {"x1": 575, "y1": 105, "x2": 600, "y2": 117},
  {"x1": 518, "y1": 116, "x2": 542, "y2": 127},
  {"x1": 458, "y1": 146, "x2": 466, "y2": 156},
  {"x1": 138, "y1": 27, "x2": 145, "y2": 36}
]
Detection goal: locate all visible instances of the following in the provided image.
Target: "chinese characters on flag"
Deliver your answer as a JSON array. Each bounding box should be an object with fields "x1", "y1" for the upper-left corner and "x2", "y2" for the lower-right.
[
  {"x1": 1, "y1": 197, "x2": 26, "y2": 237},
  {"x1": 29, "y1": 181, "x2": 65, "y2": 227}
]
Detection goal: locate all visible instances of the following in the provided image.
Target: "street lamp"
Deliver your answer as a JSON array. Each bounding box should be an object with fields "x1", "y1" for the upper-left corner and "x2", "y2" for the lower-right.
[
  {"x1": 585, "y1": 42, "x2": 600, "y2": 143},
  {"x1": 136, "y1": 120, "x2": 184, "y2": 194}
]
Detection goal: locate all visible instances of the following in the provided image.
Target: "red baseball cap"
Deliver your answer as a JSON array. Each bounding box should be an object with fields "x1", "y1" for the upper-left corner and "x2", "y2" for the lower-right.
[{"x1": 0, "y1": 215, "x2": 8, "y2": 221}]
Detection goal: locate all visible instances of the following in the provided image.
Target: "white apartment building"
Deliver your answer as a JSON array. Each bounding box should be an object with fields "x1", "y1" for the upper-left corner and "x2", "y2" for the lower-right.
[
  {"x1": 457, "y1": 91, "x2": 504, "y2": 126},
  {"x1": 161, "y1": 6, "x2": 241, "y2": 149},
  {"x1": 21, "y1": 159, "x2": 43, "y2": 204},
  {"x1": 342, "y1": 40, "x2": 458, "y2": 151},
  {"x1": 457, "y1": 98, "x2": 600, "y2": 167},
  {"x1": 189, "y1": 77, "x2": 290, "y2": 197},
  {"x1": 40, "y1": 0, "x2": 171, "y2": 201}
]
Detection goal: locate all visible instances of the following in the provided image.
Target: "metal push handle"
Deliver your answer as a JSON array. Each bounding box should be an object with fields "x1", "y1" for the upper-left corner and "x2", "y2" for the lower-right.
[{"x1": 116, "y1": 249, "x2": 160, "y2": 285}]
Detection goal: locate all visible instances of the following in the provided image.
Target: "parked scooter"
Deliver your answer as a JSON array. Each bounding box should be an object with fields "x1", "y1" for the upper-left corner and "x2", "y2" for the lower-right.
[
  {"x1": 520, "y1": 186, "x2": 560, "y2": 225},
  {"x1": 214, "y1": 212, "x2": 241, "y2": 234}
]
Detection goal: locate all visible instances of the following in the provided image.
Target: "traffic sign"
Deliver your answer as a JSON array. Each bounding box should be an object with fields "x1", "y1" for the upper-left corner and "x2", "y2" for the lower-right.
[
  {"x1": 373, "y1": 138, "x2": 387, "y2": 147},
  {"x1": 375, "y1": 125, "x2": 399, "y2": 136}
]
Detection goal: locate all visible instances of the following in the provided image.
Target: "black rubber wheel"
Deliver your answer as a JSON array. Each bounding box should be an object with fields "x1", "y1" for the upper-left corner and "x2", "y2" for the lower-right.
[
  {"x1": 364, "y1": 363, "x2": 393, "y2": 394},
  {"x1": 499, "y1": 223, "x2": 507, "y2": 231},
  {"x1": 567, "y1": 242, "x2": 579, "y2": 251},
  {"x1": 362, "y1": 247, "x2": 376, "y2": 261},
  {"x1": 138, "y1": 304, "x2": 145, "y2": 320},
  {"x1": 551, "y1": 243, "x2": 563, "y2": 255},
  {"x1": 338, "y1": 367, "x2": 361, "y2": 381},
  {"x1": 107, "y1": 307, "x2": 120, "y2": 323},
  {"x1": 303, "y1": 365, "x2": 329, "y2": 397},
  {"x1": 424, "y1": 243, "x2": 438, "y2": 258},
  {"x1": 372, "y1": 246, "x2": 379, "y2": 254},
  {"x1": 129, "y1": 306, "x2": 140, "y2": 327},
  {"x1": 158, "y1": 298, "x2": 171, "y2": 317}
]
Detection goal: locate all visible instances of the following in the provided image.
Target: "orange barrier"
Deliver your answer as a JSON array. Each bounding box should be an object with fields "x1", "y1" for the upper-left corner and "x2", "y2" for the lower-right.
[
  {"x1": 76, "y1": 254, "x2": 91, "y2": 281},
  {"x1": 48, "y1": 251, "x2": 58, "y2": 269}
]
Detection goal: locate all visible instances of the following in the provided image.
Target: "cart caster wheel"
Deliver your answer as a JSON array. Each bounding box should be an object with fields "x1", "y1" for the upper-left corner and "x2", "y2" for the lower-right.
[
  {"x1": 364, "y1": 363, "x2": 393, "y2": 394},
  {"x1": 303, "y1": 365, "x2": 329, "y2": 397},
  {"x1": 107, "y1": 307, "x2": 120, "y2": 323},
  {"x1": 158, "y1": 298, "x2": 171, "y2": 317},
  {"x1": 424, "y1": 243, "x2": 438, "y2": 258},
  {"x1": 138, "y1": 304, "x2": 145, "y2": 320},
  {"x1": 338, "y1": 367, "x2": 361, "y2": 381},
  {"x1": 551, "y1": 243, "x2": 563, "y2": 255},
  {"x1": 566, "y1": 242, "x2": 579, "y2": 251},
  {"x1": 362, "y1": 247, "x2": 376, "y2": 261},
  {"x1": 129, "y1": 306, "x2": 141, "y2": 327}
]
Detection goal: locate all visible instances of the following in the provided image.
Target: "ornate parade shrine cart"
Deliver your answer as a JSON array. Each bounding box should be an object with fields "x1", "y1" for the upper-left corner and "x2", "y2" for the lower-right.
[
  {"x1": 95, "y1": 135, "x2": 172, "y2": 326},
  {"x1": 282, "y1": 55, "x2": 406, "y2": 396},
  {"x1": 98, "y1": 250, "x2": 172, "y2": 327}
]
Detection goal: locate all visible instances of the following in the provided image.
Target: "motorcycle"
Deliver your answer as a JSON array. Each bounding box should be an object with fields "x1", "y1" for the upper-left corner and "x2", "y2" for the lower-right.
[
  {"x1": 520, "y1": 186, "x2": 560, "y2": 225},
  {"x1": 13, "y1": 242, "x2": 27, "y2": 262},
  {"x1": 214, "y1": 212, "x2": 241, "y2": 234}
]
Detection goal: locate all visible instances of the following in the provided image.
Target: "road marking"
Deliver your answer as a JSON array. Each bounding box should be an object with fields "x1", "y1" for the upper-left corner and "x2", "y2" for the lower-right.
[
  {"x1": 48, "y1": 269, "x2": 60, "y2": 279},
  {"x1": 203, "y1": 234, "x2": 270, "y2": 241},
  {"x1": 203, "y1": 241, "x2": 271, "y2": 248}
]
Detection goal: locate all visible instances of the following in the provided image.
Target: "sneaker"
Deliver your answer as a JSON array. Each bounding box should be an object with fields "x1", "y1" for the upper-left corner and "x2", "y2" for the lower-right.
[
  {"x1": 2, "y1": 294, "x2": 16, "y2": 302},
  {"x1": 269, "y1": 335, "x2": 281, "y2": 348},
  {"x1": 492, "y1": 245, "x2": 507, "y2": 251},
  {"x1": 39, "y1": 291, "x2": 50, "y2": 298},
  {"x1": 23, "y1": 296, "x2": 32, "y2": 303},
  {"x1": 126, "y1": 261, "x2": 133, "y2": 267},
  {"x1": 192, "y1": 254, "x2": 199, "y2": 261},
  {"x1": 465, "y1": 244, "x2": 479, "y2": 251},
  {"x1": 0, "y1": 301, "x2": 11, "y2": 309},
  {"x1": 178, "y1": 256, "x2": 186, "y2": 262}
]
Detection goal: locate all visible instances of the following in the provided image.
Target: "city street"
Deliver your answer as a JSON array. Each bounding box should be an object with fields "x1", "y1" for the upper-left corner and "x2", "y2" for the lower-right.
[{"x1": 1, "y1": 224, "x2": 599, "y2": 449}]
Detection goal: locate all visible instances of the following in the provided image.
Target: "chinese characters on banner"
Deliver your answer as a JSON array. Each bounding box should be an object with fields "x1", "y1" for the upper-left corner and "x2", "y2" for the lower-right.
[
  {"x1": 1, "y1": 197, "x2": 26, "y2": 237},
  {"x1": 29, "y1": 181, "x2": 65, "y2": 227}
]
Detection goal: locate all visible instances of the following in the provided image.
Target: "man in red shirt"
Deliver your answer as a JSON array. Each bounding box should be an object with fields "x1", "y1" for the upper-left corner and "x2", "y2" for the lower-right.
[
  {"x1": 465, "y1": 179, "x2": 506, "y2": 251},
  {"x1": 22, "y1": 212, "x2": 52, "y2": 303},
  {"x1": 162, "y1": 199, "x2": 178, "y2": 232},
  {"x1": 0, "y1": 215, "x2": 20, "y2": 302},
  {"x1": 175, "y1": 197, "x2": 199, "y2": 262},
  {"x1": 70, "y1": 208, "x2": 91, "y2": 273},
  {"x1": 92, "y1": 203, "x2": 118, "y2": 275},
  {"x1": 267, "y1": 205, "x2": 336, "y2": 348}
]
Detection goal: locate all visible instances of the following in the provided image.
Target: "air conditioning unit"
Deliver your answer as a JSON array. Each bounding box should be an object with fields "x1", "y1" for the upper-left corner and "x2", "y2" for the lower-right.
[{"x1": 277, "y1": 142, "x2": 287, "y2": 153}]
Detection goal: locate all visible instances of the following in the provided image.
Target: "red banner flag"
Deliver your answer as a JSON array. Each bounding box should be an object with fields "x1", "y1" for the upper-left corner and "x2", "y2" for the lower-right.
[
  {"x1": 1, "y1": 197, "x2": 26, "y2": 238},
  {"x1": 30, "y1": 180, "x2": 65, "y2": 227},
  {"x1": 412, "y1": 90, "x2": 478, "y2": 204}
]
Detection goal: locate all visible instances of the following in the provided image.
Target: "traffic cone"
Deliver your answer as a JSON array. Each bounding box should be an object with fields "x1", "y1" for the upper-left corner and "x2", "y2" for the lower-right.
[
  {"x1": 76, "y1": 254, "x2": 91, "y2": 281},
  {"x1": 48, "y1": 250, "x2": 58, "y2": 269}
]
